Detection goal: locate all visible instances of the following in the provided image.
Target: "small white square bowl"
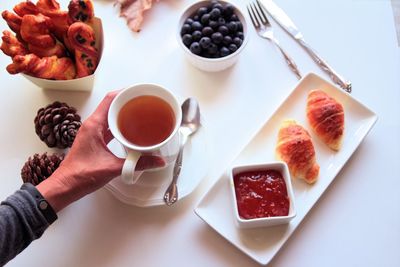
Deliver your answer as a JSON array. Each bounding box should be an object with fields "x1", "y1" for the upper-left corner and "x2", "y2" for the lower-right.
[
  {"x1": 177, "y1": 0, "x2": 248, "y2": 72},
  {"x1": 229, "y1": 161, "x2": 296, "y2": 228}
]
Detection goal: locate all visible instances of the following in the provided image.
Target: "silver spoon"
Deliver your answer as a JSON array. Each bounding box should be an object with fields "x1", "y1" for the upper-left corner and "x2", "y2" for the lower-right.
[{"x1": 163, "y1": 98, "x2": 201, "y2": 206}]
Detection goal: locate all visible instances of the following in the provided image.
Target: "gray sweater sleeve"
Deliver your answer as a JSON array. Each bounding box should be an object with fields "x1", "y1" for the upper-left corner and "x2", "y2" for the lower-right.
[{"x1": 0, "y1": 185, "x2": 57, "y2": 266}]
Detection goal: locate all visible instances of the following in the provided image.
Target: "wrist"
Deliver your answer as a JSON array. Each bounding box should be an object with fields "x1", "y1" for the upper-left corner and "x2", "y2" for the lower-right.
[
  {"x1": 22, "y1": 183, "x2": 58, "y2": 224},
  {"x1": 36, "y1": 166, "x2": 82, "y2": 212}
]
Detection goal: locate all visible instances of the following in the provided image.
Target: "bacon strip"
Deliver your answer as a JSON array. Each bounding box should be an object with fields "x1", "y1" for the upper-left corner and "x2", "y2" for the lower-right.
[{"x1": 115, "y1": 0, "x2": 156, "y2": 32}]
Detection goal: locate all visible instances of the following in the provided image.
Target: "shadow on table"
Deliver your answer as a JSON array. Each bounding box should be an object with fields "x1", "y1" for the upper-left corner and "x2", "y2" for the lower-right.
[
  {"x1": 41, "y1": 89, "x2": 91, "y2": 115},
  {"x1": 180, "y1": 59, "x2": 237, "y2": 103},
  {"x1": 53, "y1": 174, "x2": 208, "y2": 266}
]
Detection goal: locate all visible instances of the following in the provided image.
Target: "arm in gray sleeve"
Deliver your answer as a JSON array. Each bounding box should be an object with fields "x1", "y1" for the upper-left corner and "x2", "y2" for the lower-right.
[{"x1": 0, "y1": 185, "x2": 57, "y2": 266}]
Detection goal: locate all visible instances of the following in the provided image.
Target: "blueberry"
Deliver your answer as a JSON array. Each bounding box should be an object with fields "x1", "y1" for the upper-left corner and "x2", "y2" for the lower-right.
[
  {"x1": 181, "y1": 24, "x2": 191, "y2": 35},
  {"x1": 210, "y1": 0, "x2": 219, "y2": 7},
  {"x1": 218, "y1": 17, "x2": 226, "y2": 26},
  {"x1": 212, "y1": 52, "x2": 220, "y2": 58},
  {"x1": 201, "y1": 13, "x2": 210, "y2": 25},
  {"x1": 236, "y1": 21, "x2": 243, "y2": 31},
  {"x1": 182, "y1": 34, "x2": 193, "y2": 47},
  {"x1": 230, "y1": 14, "x2": 239, "y2": 21},
  {"x1": 227, "y1": 21, "x2": 238, "y2": 33},
  {"x1": 218, "y1": 25, "x2": 229, "y2": 36},
  {"x1": 190, "y1": 42, "x2": 202, "y2": 54},
  {"x1": 236, "y1": 31, "x2": 244, "y2": 40},
  {"x1": 233, "y1": 36, "x2": 243, "y2": 46},
  {"x1": 210, "y1": 8, "x2": 221, "y2": 20},
  {"x1": 220, "y1": 46, "x2": 230, "y2": 57},
  {"x1": 192, "y1": 30, "x2": 202, "y2": 41},
  {"x1": 191, "y1": 21, "x2": 203, "y2": 32},
  {"x1": 206, "y1": 4, "x2": 213, "y2": 12},
  {"x1": 211, "y1": 32, "x2": 223, "y2": 44},
  {"x1": 223, "y1": 35, "x2": 232, "y2": 45},
  {"x1": 185, "y1": 18, "x2": 194, "y2": 25},
  {"x1": 213, "y1": 3, "x2": 224, "y2": 12},
  {"x1": 228, "y1": 43, "x2": 238, "y2": 52},
  {"x1": 199, "y1": 37, "x2": 212, "y2": 49},
  {"x1": 208, "y1": 43, "x2": 218, "y2": 54},
  {"x1": 193, "y1": 15, "x2": 200, "y2": 21},
  {"x1": 209, "y1": 20, "x2": 219, "y2": 29},
  {"x1": 201, "y1": 52, "x2": 211, "y2": 58},
  {"x1": 197, "y1": 7, "x2": 208, "y2": 17},
  {"x1": 202, "y1": 26, "x2": 214, "y2": 36},
  {"x1": 223, "y1": 4, "x2": 234, "y2": 17}
]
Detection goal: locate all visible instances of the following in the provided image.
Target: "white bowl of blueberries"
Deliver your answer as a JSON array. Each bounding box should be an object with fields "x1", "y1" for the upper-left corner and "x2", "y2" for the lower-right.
[{"x1": 178, "y1": 0, "x2": 248, "y2": 72}]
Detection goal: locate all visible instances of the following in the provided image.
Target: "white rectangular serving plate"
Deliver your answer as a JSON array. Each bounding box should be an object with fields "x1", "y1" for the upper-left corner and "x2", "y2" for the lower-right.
[{"x1": 194, "y1": 73, "x2": 377, "y2": 265}]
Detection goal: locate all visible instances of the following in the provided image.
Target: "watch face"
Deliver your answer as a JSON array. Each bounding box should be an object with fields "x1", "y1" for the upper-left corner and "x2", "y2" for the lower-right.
[{"x1": 39, "y1": 200, "x2": 49, "y2": 210}]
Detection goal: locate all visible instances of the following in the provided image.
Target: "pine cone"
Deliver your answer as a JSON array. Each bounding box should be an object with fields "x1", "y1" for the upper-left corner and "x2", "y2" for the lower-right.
[
  {"x1": 34, "y1": 101, "x2": 82, "y2": 149},
  {"x1": 21, "y1": 153, "x2": 65, "y2": 185}
]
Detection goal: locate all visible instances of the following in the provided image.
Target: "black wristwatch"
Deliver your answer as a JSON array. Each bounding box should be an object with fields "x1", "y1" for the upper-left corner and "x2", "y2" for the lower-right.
[{"x1": 21, "y1": 183, "x2": 58, "y2": 224}]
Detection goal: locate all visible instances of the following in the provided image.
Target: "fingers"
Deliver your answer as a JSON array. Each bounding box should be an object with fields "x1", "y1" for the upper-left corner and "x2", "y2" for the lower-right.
[
  {"x1": 104, "y1": 128, "x2": 114, "y2": 144},
  {"x1": 135, "y1": 155, "x2": 166, "y2": 171},
  {"x1": 108, "y1": 157, "x2": 125, "y2": 178},
  {"x1": 90, "y1": 90, "x2": 121, "y2": 126}
]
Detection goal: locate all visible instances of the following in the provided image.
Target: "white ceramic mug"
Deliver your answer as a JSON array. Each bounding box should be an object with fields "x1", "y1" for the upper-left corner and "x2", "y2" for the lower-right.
[{"x1": 108, "y1": 84, "x2": 182, "y2": 185}]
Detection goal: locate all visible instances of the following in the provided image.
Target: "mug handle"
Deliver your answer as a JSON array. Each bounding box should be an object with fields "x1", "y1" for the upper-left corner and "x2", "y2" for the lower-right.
[{"x1": 121, "y1": 150, "x2": 141, "y2": 185}]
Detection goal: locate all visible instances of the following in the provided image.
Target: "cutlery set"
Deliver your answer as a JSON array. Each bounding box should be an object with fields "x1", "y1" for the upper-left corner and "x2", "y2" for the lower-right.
[
  {"x1": 247, "y1": 1, "x2": 301, "y2": 79},
  {"x1": 249, "y1": 0, "x2": 352, "y2": 93}
]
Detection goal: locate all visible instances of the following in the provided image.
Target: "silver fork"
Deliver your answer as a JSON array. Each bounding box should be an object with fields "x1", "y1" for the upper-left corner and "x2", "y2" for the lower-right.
[{"x1": 247, "y1": 0, "x2": 301, "y2": 79}]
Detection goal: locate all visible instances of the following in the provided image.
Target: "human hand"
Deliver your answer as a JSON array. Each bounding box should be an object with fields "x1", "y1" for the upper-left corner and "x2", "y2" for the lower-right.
[{"x1": 37, "y1": 91, "x2": 124, "y2": 212}]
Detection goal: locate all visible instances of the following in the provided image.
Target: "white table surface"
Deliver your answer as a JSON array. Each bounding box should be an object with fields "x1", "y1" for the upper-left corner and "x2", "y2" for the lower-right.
[{"x1": 1, "y1": 0, "x2": 399, "y2": 266}]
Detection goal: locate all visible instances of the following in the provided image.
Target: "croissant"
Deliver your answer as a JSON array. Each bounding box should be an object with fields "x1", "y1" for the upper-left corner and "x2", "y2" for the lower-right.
[
  {"x1": 28, "y1": 41, "x2": 66, "y2": 58},
  {"x1": 1, "y1": 30, "x2": 28, "y2": 57},
  {"x1": 68, "y1": 0, "x2": 94, "y2": 24},
  {"x1": 19, "y1": 13, "x2": 68, "y2": 58},
  {"x1": 36, "y1": 0, "x2": 70, "y2": 42},
  {"x1": 306, "y1": 89, "x2": 345, "y2": 151},
  {"x1": 2, "y1": 11, "x2": 22, "y2": 34},
  {"x1": 20, "y1": 14, "x2": 55, "y2": 48},
  {"x1": 1, "y1": 0, "x2": 99, "y2": 81},
  {"x1": 7, "y1": 53, "x2": 76, "y2": 80},
  {"x1": 67, "y1": 22, "x2": 98, "y2": 78},
  {"x1": 13, "y1": 1, "x2": 40, "y2": 17},
  {"x1": 276, "y1": 120, "x2": 320, "y2": 184},
  {"x1": 37, "y1": 0, "x2": 62, "y2": 13}
]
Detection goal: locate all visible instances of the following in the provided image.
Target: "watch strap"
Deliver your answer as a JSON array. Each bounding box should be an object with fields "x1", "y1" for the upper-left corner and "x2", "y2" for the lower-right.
[{"x1": 21, "y1": 183, "x2": 58, "y2": 224}]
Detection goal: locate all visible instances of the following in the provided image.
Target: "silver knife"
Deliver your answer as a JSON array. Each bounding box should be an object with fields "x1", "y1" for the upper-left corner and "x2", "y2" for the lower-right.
[{"x1": 258, "y1": 0, "x2": 352, "y2": 93}]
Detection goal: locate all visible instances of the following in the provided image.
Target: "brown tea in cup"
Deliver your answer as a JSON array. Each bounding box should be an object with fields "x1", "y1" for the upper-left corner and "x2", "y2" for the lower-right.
[{"x1": 117, "y1": 95, "x2": 176, "y2": 147}]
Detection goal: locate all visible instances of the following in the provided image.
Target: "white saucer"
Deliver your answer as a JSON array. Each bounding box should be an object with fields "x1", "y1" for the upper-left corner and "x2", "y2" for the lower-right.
[{"x1": 105, "y1": 118, "x2": 209, "y2": 207}]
